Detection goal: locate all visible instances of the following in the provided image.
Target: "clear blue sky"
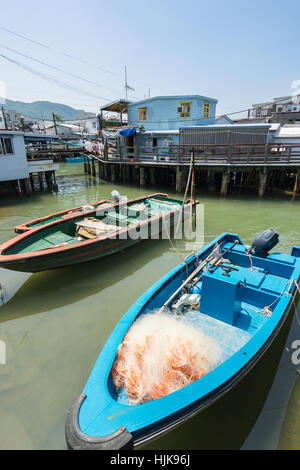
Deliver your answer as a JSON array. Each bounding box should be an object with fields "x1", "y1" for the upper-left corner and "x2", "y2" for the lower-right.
[{"x1": 0, "y1": 0, "x2": 299, "y2": 117}]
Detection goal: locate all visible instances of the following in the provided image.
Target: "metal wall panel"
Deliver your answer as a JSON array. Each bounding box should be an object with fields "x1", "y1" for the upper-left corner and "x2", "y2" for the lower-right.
[{"x1": 179, "y1": 126, "x2": 269, "y2": 145}]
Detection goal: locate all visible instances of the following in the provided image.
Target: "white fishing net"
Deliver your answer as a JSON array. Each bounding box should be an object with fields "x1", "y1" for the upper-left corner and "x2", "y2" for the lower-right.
[{"x1": 111, "y1": 311, "x2": 222, "y2": 404}]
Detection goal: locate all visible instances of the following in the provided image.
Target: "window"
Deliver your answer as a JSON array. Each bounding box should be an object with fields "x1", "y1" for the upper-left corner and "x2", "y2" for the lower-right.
[
  {"x1": 179, "y1": 102, "x2": 191, "y2": 118},
  {"x1": 0, "y1": 137, "x2": 14, "y2": 155},
  {"x1": 138, "y1": 107, "x2": 147, "y2": 121},
  {"x1": 204, "y1": 102, "x2": 210, "y2": 119}
]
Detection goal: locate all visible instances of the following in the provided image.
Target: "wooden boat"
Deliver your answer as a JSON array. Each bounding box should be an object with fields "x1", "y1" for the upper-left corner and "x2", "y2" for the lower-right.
[
  {"x1": 0, "y1": 193, "x2": 193, "y2": 273},
  {"x1": 14, "y1": 199, "x2": 113, "y2": 233},
  {"x1": 65, "y1": 230, "x2": 300, "y2": 450}
]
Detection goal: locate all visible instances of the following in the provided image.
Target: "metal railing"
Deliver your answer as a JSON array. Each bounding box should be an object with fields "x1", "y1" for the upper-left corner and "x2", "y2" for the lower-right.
[
  {"x1": 25, "y1": 141, "x2": 300, "y2": 166},
  {"x1": 102, "y1": 143, "x2": 300, "y2": 166}
]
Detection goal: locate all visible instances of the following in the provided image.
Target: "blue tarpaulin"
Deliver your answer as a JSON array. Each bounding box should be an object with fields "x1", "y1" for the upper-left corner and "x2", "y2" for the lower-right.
[{"x1": 120, "y1": 127, "x2": 137, "y2": 137}]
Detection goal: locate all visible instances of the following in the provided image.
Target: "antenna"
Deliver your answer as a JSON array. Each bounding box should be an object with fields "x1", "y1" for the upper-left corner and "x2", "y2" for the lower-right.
[{"x1": 124, "y1": 65, "x2": 135, "y2": 100}]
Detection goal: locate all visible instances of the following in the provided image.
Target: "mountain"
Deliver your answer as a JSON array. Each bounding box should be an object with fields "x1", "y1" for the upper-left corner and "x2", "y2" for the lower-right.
[{"x1": 1, "y1": 99, "x2": 91, "y2": 121}]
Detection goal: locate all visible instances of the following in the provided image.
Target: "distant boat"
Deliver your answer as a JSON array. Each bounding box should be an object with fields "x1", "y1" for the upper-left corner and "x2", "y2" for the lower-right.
[
  {"x1": 65, "y1": 156, "x2": 84, "y2": 163},
  {"x1": 0, "y1": 194, "x2": 194, "y2": 273},
  {"x1": 65, "y1": 230, "x2": 300, "y2": 450}
]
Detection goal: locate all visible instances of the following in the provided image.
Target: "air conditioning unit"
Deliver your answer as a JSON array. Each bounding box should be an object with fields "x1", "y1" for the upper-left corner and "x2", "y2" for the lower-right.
[{"x1": 177, "y1": 107, "x2": 183, "y2": 113}]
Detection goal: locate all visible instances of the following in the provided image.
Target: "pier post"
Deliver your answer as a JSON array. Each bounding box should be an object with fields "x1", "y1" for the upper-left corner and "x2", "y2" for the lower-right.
[
  {"x1": 104, "y1": 163, "x2": 109, "y2": 181},
  {"x1": 30, "y1": 174, "x2": 35, "y2": 192},
  {"x1": 176, "y1": 167, "x2": 187, "y2": 193},
  {"x1": 126, "y1": 165, "x2": 131, "y2": 182},
  {"x1": 111, "y1": 165, "x2": 117, "y2": 182},
  {"x1": 83, "y1": 156, "x2": 87, "y2": 173},
  {"x1": 258, "y1": 169, "x2": 267, "y2": 197},
  {"x1": 98, "y1": 161, "x2": 102, "y2": 179},
  {"x1": 24, "y1": 178, "x2": 32, "y2": 195},
  {"x1": 220, "y1": 170, "x2": 230, "y2": 196},
  {"x1": 296, "y1": 169, "x2": 300, "y2": 193},
  {"x1": 150, "y1": 167, "x2": 156, "y2": 186},
  {"x1": 207, "y1": 170, "x2": 215, "y2": 192},
  {"x1": 87, "y1": 158, "x2": 91, "y2": 175},
  {"x1": 140, "y1": 167, "x2": 146, "y2": 186},
  {"x1": 91, "y1": 160, "x2": 96, "y2": 177},
  {"x1": 45, "y1": 171, "x2": 53, "y2": 190}
]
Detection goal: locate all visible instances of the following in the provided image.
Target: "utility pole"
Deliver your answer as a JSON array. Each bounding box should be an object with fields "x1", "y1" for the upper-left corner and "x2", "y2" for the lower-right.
[
  {"x1": 41, "y1": 109, "x2": 45, "y2": 133},
  {"x1": 124, "y1": 66, "x2": 135, "y2": 100},
  {"x1": 190, "y1": 148, "x2": 196, "y2": 227},
  {"x1": 52, "y1": 112, "x2": 58, "y2": 135},
  {"x1": 1, "y1": 106, "x2": 7, "y2": 130}
]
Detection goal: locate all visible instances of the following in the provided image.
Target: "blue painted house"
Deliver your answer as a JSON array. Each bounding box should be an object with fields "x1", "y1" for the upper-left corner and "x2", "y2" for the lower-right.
[
  {"x1": 123, "y1": 95, "x2": 218, "y2": 158},
  {"x1": 127, "y1": 94, "x2": 218, "y2": 131}
]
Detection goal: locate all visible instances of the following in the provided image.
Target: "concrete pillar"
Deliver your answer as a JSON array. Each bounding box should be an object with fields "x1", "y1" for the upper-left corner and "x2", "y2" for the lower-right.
[
  {"x1": 83, "y1": 156, "x2": 88, "y2": 173},
  {"x1": 30, "y1": 174, "x2": 35, "y2": 192},
  {"x1": 45, "y1": 171, "x2": 53, "y2": 190},
  {"x1": 296, "y1": 169, "x2": 300, "y2": 193},
  {"x1": 87, "y1": 159, "x2": 91, "y2": 175},
  {"x1": 126, "y1": 165, "x2": 131, "y2": 182},
  {"x1": 91, "y1": 160, "x2": 96, "y2": 177},
  {"x1": 24, "y1": 178, "x2": 32, "y2": 195},
  {"x1": 111, "y1": 165, "x2": 117, "y2": 183},
  {"x1": 220, "y1": 171, "x2": 230, "y2": 196},
  {"x1": 150, "y1": 167, "x2": 156, "y2": 186},
  {"x1": 103, "y1": 164, "x2": 109, "y2": 181},
  {"x1": 258, "y1": 169, "x2": 267, "y2": 198},
  {"x1": 176, "y1": 167, "x2": 187, "y2": 193},
  {"x1": 98, "y1": 161, "x2": 102, "y2": 179},
  {"x1": 207, "y1": 170, "x2": 215, "y2": 191},
  {"x1": 140, "y1": 167, "x2": 146, "y2": 186}
]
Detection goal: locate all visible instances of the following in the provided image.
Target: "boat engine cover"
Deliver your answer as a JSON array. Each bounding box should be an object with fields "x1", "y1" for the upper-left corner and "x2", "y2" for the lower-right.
[{"x1": 251, "y1": 229, "x2": 279, "y2": 257}]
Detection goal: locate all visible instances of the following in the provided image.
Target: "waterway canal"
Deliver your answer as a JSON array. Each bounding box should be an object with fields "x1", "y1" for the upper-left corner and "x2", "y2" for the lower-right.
[{"x1": 0, "y1": 163, "x2": 299, "y2": 449}]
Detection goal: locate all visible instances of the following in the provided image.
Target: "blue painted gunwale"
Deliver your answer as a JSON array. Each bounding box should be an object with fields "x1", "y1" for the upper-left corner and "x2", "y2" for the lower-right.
[{"x1": 77, "y1": 232, "x2": 300, "y2": 445}]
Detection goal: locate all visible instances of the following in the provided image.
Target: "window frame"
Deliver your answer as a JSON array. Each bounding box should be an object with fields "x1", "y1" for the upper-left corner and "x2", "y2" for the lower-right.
[
  {"x1": 203, "y1": 102, "x2": 210, "y2": 119},
  {"x1": 179, "y1": 101, "x2": 191, "y2": 118},
  {"x1": 0, "y1": 137, "x2": 14, "y2": 155},
  {"x1": 138, "y1": 107, "x2": 147, "y2": 121}
]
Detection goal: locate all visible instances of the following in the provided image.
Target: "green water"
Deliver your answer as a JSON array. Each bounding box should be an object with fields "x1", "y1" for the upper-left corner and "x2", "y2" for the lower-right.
[{"x1": 0, "y1": 163, "x2": 299, "y2": 450}]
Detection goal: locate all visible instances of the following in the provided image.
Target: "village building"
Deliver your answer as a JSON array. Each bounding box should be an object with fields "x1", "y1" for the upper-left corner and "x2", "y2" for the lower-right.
[{"x1": 0, "y1": 130, "x2": 59, "y2": 196}]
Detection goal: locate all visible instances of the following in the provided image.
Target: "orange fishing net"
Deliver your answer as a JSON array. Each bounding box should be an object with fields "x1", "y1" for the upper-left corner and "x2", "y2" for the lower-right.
[{"x1": 111, "y1": 312, "x2": 221, "y2": 404}]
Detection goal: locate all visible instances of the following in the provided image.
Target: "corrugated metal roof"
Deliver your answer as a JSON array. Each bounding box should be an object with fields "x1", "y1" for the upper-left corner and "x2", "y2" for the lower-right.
[{"x1": 275, "y1": 126, "x2": 300, "y2": 137}]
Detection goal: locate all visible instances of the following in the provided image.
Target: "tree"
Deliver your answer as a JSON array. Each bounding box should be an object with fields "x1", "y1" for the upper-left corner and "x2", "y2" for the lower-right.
[{"x1": 53, "y1": 113, "x2": 63, "y2": 122}]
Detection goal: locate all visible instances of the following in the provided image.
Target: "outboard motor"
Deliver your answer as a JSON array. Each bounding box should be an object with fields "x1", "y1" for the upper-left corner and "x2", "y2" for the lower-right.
[{"x1": 250, "y1": 229, "x2": 279, "y2": 257}]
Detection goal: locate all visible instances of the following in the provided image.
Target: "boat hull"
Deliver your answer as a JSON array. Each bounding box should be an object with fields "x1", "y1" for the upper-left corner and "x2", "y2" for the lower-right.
[
  {"x1": 1, "y1": 194, "x2": 192, "y2": 272},
  {"x1": 65, "y1": 232, "x2": 300, "y2": 450},
  {"x1": 66, "y1": 287, "x2": 298, "y2": 450}
]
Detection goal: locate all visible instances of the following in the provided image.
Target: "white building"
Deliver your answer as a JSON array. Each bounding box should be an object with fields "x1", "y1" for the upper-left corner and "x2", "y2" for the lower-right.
[
  {"x1": 0, "y1": 130, "x2": 59, "y2": 194},
  {"x1": 0, "y1": 130, "x2": 29, "y2": 182},
  {"x1": 45, "y1": 118, "x2": 99, "y2": 139}
]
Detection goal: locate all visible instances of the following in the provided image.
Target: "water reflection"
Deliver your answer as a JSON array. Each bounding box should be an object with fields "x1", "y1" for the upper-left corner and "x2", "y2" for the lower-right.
[{"x1": 0, "y1": 239, "x2": 171, "y2": 322}]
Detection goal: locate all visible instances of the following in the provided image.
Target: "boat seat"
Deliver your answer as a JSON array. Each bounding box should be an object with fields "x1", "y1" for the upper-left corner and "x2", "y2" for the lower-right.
[
  {"x1": 200, "y1": 268, "x2": 241, "y2": 326},
  {"x1": 44, "y1": 231, "x2": 75, "y2": 245}
]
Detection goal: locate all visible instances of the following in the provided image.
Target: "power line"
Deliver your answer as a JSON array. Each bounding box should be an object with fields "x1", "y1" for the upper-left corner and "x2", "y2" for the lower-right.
[
  {"x1": 0, "y1": 44, "x2": 124, "y2": 97},
  {"x1": 0, "y1": 25, "x2": 170, "y2": 96},
  {"x1": 0, "y1": 52, "x2": 116, "y2": 103}
]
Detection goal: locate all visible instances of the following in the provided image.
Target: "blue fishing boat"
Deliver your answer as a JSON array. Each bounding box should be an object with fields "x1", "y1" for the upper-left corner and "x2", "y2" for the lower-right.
[
  {"x1": 65, "y1": 230, "x2": 300, "y2": 450},
  {"x1": 65, "y1": 156, "x2": 84, "y2": 163}
]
